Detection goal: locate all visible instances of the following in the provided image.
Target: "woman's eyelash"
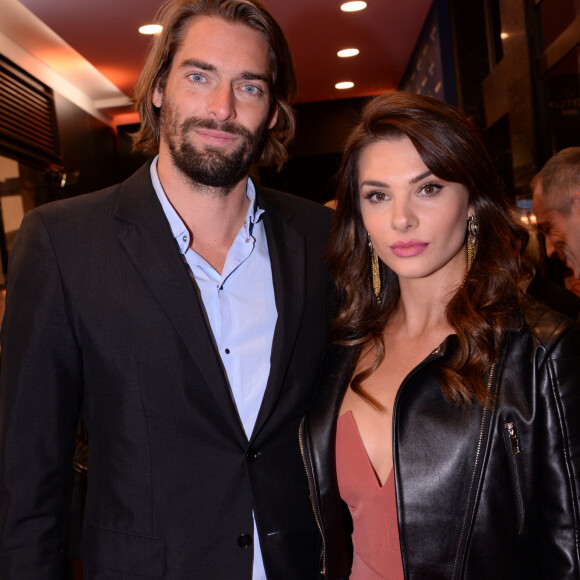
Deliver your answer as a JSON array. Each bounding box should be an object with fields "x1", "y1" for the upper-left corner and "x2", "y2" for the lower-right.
[
  {"x1": 365, "y1": 191, "x2": 387, "y2": 202},
  {"x1": 421, "y1": 183, "x2": 442, "y2": 195}
]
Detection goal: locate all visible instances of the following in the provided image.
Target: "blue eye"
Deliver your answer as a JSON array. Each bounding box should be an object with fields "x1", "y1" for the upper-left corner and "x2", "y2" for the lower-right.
[
  {"x1": 189, "y1": 73, "x2": 206, "y2": 83},
  {"x1": 241, "y1": 85, "x2": 260, "y2": 95}
]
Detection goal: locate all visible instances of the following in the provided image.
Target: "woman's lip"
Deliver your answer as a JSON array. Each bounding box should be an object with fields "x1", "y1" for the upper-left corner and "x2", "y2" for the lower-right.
[
  {"x1": 390, "y1": 240, "x2": 427, "y2": 249},
  {"x1": 389, "y1": 241, "x2": 429, "y2": 257}
]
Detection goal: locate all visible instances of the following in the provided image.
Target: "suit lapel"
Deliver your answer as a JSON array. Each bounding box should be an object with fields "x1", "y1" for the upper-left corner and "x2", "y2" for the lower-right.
[
  {"x1": 114, "y1": 163, "x2": 246, "y2": 437},
  {"x1": 252, "y1": 187, "x2": 306, "y2": 438}
]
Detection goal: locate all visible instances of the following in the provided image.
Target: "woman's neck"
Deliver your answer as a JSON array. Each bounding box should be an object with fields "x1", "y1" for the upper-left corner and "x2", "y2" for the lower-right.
[{"x1": 391, "y1": 274, "x2": 461, "y2": 340}]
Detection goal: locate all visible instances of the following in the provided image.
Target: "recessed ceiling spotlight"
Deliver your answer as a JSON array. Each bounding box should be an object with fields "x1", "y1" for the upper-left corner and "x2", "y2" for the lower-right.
[
  {"x1": 337, "y1": 48, "x2": 360, "y2": 58},
  {"x1": 340, "y1": 1, "x2": 367, "y2": 12},
  {"x1": 335, "y1": 81, "x2": 355, "y2": 90},
  {"x1": 139, "y1": 24, "x2": 163, "y2": 35}
]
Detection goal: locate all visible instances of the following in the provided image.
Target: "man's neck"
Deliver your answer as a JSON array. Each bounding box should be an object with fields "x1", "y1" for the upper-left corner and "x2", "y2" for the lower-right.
[{"x1": 157, "y1": 156, "x2": 252, "y2": 273}]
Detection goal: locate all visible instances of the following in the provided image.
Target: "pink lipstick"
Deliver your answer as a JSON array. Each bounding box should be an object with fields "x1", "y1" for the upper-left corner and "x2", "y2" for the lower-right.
[{"x1": 390, "y1": 240, "x2": 429, "y2": 257}]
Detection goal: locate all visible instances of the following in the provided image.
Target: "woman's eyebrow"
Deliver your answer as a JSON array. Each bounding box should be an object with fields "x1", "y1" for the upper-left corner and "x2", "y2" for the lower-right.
[{"x1": 409, "y1": 170, "x2": 433, "y2": 184}]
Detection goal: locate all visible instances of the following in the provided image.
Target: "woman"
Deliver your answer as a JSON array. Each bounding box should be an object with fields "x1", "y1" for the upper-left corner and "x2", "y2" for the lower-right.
[{"x1": 300, "y1": 92, "x2": 580, "y2": 579}]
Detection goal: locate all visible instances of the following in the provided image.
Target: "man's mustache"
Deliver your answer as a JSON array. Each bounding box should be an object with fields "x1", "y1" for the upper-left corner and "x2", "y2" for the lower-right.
[{"x1": 181, "y1": 117, "x2": 251, "y2": 139}]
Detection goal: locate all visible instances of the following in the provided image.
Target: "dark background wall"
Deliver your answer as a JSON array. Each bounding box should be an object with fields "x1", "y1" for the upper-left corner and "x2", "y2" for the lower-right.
[
  {"x1": 258, "y1": 97, "x2": 365, "y2": 204},
  {"x1": 54, "y1": 93, "x2": 119, "y2": 198}
]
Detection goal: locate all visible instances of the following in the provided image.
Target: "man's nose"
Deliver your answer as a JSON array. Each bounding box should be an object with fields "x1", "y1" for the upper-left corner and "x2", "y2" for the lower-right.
[
  {"x1": 544, "y1": 234, "x2": 557, "y2": 258},
  {"x1": 208, "y1": 84, "x2": 236, "y2": 122}
]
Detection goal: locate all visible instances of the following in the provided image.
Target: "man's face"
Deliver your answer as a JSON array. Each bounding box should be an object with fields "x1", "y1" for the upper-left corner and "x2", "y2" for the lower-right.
[
  {"x1": 152, "y1": 16, "x2": 277, "y2": 190},
  {"x1": 533, "y1": 185, "x2": 580, "y2": 279}
]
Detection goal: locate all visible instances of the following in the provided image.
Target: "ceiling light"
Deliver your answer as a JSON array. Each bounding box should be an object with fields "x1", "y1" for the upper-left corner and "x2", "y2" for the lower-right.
[
  {"x1": 139, "y1": 24, "x2": 163, "y2": 35},
  {"x1": 340, "y1": 1, "x2": 367, "y2": 12},
  {"x1": 335, "y1": 81, "x2": 355, "y2": 90},
  {"x1": 500, "y1": 32, "x2": 509, "y2": 39},
  {"x1": 337, "y1": 48, "x2": 360, "y2": 58}
]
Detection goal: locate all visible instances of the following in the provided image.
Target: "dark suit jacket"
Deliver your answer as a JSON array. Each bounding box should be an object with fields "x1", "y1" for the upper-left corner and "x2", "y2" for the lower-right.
[{"x1": 0, "y1": 162, "x2": 333, "y2": 579}]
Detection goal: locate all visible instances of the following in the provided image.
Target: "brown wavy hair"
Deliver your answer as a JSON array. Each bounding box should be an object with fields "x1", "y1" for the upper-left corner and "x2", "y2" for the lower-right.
[
  {"x1": 131, "y1": 0, "x2": 297, "y2": 167},
  {"x1": 329, "y1": 92, "x2": 529, "y2": 408}
]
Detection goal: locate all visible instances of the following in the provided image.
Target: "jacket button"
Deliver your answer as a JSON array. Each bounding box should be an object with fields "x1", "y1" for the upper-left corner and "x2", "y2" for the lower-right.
[
  {"x1": 246, "y1": 448, "x2": 258, "y2": 462},
  {"x1": 237, "y1": 533, "x2": 253, "y2": 549}
]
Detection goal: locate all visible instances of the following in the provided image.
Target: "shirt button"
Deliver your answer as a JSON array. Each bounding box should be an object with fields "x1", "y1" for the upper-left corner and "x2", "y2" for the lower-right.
[
  {"x1": 237, "y1": 533, "x2": 252, "y2": 549},
  {"x1": 246, "y1": 448, "x2": 258, "y2": 462}
]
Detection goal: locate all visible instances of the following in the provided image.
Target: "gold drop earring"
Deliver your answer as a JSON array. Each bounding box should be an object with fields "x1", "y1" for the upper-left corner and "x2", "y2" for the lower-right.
[
  {"x1": 466, "y1": 215, "x2": 479, "y2": 272},
  {"x1": 368, "y1": 234, "x2": 381, "y2": 303}
]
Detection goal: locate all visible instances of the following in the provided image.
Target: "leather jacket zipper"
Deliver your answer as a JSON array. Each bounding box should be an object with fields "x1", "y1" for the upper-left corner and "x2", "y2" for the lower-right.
[
  {"x1": 504, "y1": 420, "x2": 525, "y2": 535},
  {"x1": 302, "y1": 344, "x2": 449, "y2": 577},
  {"x1": 299, "y1": 417, "x2": 327, "y2": 576},
  {"x1": 452, "y1": 363, "x2": 496, "y2": 580}
]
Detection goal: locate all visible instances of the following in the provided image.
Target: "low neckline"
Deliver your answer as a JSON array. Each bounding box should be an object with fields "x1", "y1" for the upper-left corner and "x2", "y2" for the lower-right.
[{"x1": 339, "y1": 410, "x2": 393, "y2": 489}]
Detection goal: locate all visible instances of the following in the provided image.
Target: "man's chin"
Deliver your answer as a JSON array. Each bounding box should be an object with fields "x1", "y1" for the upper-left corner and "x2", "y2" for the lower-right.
[{"x1": 193, "y1": 137, "x2": 239, "y2": 154}]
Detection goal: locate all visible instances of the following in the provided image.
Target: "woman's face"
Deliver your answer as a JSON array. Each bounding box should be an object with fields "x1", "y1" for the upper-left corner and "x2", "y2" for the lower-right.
[{"x1": 358, "y1": 137, "x2": 472, "y2": 285}]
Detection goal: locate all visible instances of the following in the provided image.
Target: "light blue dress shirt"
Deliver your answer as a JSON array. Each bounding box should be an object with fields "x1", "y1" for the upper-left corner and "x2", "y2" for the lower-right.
[{"x1": 150, "y1": 158, "x2": 276, "y2": 579}]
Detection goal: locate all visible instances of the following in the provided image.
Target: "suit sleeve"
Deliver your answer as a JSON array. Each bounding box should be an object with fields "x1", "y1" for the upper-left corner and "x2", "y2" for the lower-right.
[
  {"x1": 539, "y1": 322, "x2": 580, "y2": 576},
  {"x1": 0, "y1": 209, "x2": 83, "y2": 579}
]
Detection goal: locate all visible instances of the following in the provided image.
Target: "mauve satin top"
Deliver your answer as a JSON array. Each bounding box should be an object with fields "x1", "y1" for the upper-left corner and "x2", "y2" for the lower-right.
[{"x1": 336, "y1": 411, "x2": 405, "y2": 580}]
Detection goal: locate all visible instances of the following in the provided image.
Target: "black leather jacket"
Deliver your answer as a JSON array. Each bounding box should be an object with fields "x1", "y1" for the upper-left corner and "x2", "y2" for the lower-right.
[{"x1": 300, "y1": 303, "x2": 580, "y2": 579}]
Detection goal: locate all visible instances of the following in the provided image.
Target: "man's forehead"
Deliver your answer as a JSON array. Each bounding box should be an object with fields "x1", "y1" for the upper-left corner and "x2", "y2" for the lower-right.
[
  {"x1": 178, "y1": 16, "x2": 270, "y2": 64},
  {"x1": 532, "y1": 182, "x2": 545, "y2": 202},
  {"x1": 166, "y1": 17, "x2": 272, "y2": 90},
  {"x1": 533, "y1": 189, "x2": 547, "y2": 214}
]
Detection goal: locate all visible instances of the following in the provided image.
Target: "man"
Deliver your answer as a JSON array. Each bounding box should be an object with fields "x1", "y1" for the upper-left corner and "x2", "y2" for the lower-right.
[
  {"x1": 532, "y1": 146, "x2": 580, "y2": 280},
  {"x1": 0, "y1": 1, "x2": 333, "y2": 578}
]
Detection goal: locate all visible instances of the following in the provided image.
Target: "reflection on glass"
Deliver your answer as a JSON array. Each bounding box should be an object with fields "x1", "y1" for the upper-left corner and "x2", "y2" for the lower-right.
[
  {"x1": 539, "y1": 0, "x2": 580, "y2": 49},
  {"x1": 544, "y1": 45, "x2": 580, "y2": 151}
]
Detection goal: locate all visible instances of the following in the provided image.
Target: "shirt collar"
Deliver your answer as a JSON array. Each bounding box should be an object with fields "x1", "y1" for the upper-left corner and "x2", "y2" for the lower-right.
[{"x1": 150, "y1": 155, "x2": 264, "y2": 255}]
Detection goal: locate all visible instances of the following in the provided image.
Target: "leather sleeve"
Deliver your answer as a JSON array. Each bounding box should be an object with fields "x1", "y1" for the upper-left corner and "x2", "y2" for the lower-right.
[
  {"x1": 0, "y1": 209, "x2": 82, "y2": 579},
  {"x1": 535, "y1": 321, "x2": 580, "y2": 575}
]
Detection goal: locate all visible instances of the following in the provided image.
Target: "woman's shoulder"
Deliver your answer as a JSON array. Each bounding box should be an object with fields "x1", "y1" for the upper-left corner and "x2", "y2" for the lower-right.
[{"x1": 514, "y1": 298, "x2": 580, "y2": 354}]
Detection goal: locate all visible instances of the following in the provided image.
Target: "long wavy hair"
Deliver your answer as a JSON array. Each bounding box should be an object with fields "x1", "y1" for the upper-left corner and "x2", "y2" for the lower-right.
[
  {"x1": 131, "y1": 0, "x2": 297, "y2": 167},
  {"x1": 329, "y1": 92, "x2": 529, "y2": 407}
]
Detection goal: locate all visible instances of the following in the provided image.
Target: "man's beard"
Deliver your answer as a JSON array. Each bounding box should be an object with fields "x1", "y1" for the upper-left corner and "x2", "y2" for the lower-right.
[{"x1": 160, "y1": 105, "x2": 269, "y2": 192}]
